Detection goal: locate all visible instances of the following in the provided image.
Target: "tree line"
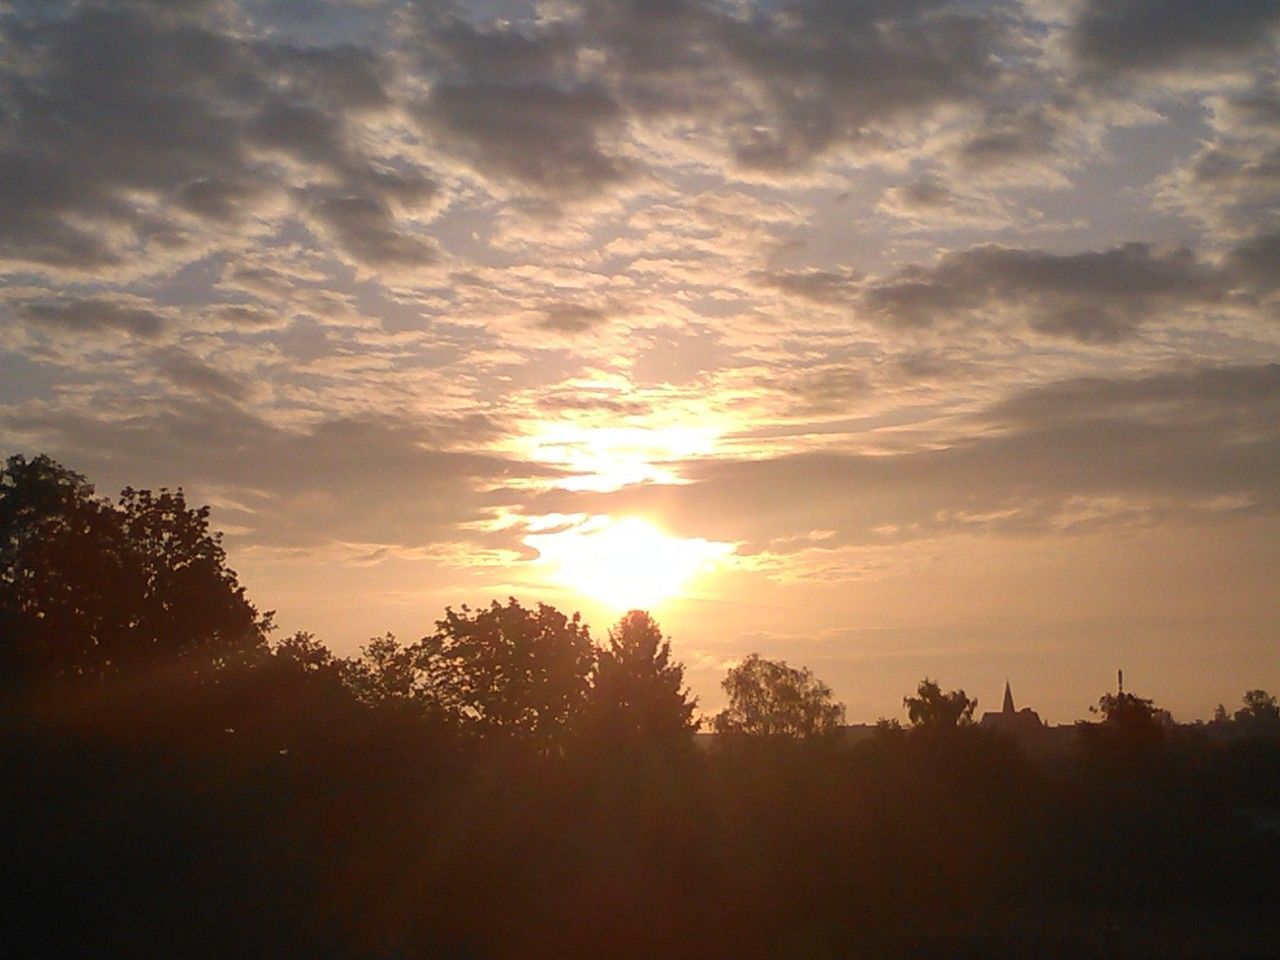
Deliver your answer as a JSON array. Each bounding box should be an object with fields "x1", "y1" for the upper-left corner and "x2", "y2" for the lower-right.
[{"x1": 4, "y1": 455, "x2": 1279, "y2": 959}]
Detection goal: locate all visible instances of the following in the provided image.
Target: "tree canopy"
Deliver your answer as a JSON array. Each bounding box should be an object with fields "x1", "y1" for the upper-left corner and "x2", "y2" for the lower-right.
[
  {"x1": 584, "y1": 610, "x2": 698, "y2": 754},
  {"x1": 1234, "y1": 689, "x2": 1280, "y2": 734},
  {"x1": 418, "y1": 597, "x2": 595, "y2": 750},
  {"x1": 1079, "y1": 686, "x2": 1169, "y2": 766},
  {"x1": 1, "y1": 454, "x2": 270, "y2": 695},
  {"x1": 903, "y1": 677, "x2": 977, "y2": 731},
  {"x1": 712, "y1": 652, "x2": 845, "y2": 741}
]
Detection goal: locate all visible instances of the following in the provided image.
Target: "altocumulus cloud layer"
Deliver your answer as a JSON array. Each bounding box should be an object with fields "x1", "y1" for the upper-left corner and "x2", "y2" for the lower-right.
[{"x1": 1, "y1": 0, "x2": 1278, "y2": 713}]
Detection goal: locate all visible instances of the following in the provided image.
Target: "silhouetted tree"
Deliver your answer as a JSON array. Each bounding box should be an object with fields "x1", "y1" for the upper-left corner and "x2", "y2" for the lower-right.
[
  {"x1": 1234, "y1": 688, "x2": 1280, "y2": 734},
  {"x1": 272, "y1": 630, "x2": 342, "y2": 676},
  {"x1": 342, "y1": 632, "x2": 429, "y2": 707},
  {"x1": 1076, "y1": 685, "x2": 1169, "y2": 779},
  {"x1": 417, "y1": 597, "x2": 594, "y2": 750},
  {"x1": 1092, "y1": 688, "x2": 1165, "y2": 744},
  {"x1": 712, "y1": 653, "x2": 845, "y2": 740},
  {"x1": 0, "y1": 454, "x2": 270, "y2": 696},
  {"x1": 584, "y1": 610, "x2": 698, "y2": 755},
  {"x1": 903, "y1": 677, "x2": 976, "y2": 730}
]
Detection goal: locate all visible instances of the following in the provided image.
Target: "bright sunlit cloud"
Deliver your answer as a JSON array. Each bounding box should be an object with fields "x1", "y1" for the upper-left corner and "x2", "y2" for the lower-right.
[
  {"x1": 523, "y1": 423, "x2": 723, "y2": 492},
  {"x1": 526, "y1": 515, "x2": 734, "y2": 611}
]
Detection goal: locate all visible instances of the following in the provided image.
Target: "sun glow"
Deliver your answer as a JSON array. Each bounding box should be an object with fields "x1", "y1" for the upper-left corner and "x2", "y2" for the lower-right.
[
  {"x1": 526, "y1": 515, "x2": 734, "y2": 610},
  {"x1": 524, "y1": 422, "x2": 722, "y2": 492}
]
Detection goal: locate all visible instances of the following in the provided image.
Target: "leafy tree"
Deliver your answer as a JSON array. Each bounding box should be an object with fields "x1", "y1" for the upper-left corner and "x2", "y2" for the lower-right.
[
  {"x1": 115, "y1": 485, "x2": 270, "y2": 666},
  {"x1": 1, "y1": 454, "x2": 270, "y2": 694},
  {"x1": 584, "y1": 610, "x2": 698, "y2": 754},
  {"x1": 903, "y1": 677, "x2": 977, "y2": 730},
  {"x1": 342, "y1": 633, "x2": 416, "y2": 703},
  {"x1": 417, "y1": 597, "x2": 594, "y2": 750},
  {"x1": 1080, "y1": 687, "x2": 1167, "y2": 760},
  {"x1": 711, "y1": 653, "x2": 845, "y2": 740},
  {"x1": 1234, "y1": 689, "x2": 1280, "y2": 734},
  {"x1": 1094, "y1": 689, "x2": 1162, "y2": 732}
]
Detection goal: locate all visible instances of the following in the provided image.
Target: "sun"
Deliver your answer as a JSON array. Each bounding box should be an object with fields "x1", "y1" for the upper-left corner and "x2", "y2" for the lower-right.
[{"x1": 526, "y1": 515, "x2": 733, "y2": 611}]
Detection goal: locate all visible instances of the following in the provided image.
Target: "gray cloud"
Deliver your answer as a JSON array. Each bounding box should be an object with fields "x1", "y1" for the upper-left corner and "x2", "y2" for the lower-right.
[
  {"x1": 716, "y1": 0, "x2": 1020, "y2": 172},
  {"x1": 0, "y1": 2, "x2": 434, "y2": 273},
  {"x1": 1070, "y1": 0, "x2": 1280, "y2": 77},
  {"x1": 13, "y1": 296, "x2": 169, "y2": 338},
  {"x1": 404, "y1": 7, "x2": 628, "y2": 198},
  {"x1": 759, "y1": 240, "x2": 1236, "y2": 342},
  {"x1": 953, "y1": 103, "x2": 1063, "y2": 171},
  {"x1": 881, "y1": 176, "x2": 959, "y2": 213},
  {"x1": 417, "y1": 81, "x2": 628, "y2": 198},
  {"x1": 877, "y1": 175, "x2": 1018, "y2": 229},
  {"x1": 861, "y1": 242, "x2": 1226, "y2": 341},
  {"x1": 532, "y1": 387, "x2": 651, "y2": 418},
  {"x1": 538, "y1": 303, "x2": 610, "y2": 334},
  {"x1": 155, "y1": 348, "x2": 249, "y2": 401},
  {"x1": 0, "y1": 5, "x2": 257, "y2": 269},
  {"x1": 1227, "y1": 229, "x2": 1280, "y2": 290},
  {"x1": 2, "y1": 398, "x2": 552, "y2": 550},
  {"x1": 399, "y1": 0, "x2": 1029, "y2": 198},
  {"x1": 774, "y1": 364, "x2": 874, "y2": 415},
  {"x1": 256, "y1": 39, "x2": 393, "y2": 113},
  {"x1": 414, "y1": 10, "x2": 579, "y2": 83},
  {"x1": 311, "y1": 196, "x2": 438, "y2": 268},
  {"x1": 1162, "y1": 75, "x2": 1280, "y2": 240},
  {"x1": 755, "y1": 267, "x2": 863, "y2": 305},
  {"x1": 174, "y1": 178, "x2": 271, "y2": 223},
  {"x1": 596, "y1": 0, "x2": 1022, "y2": 169},
  {"x1": 209, "y1": 303, "x2": 284, "y2": 328}
]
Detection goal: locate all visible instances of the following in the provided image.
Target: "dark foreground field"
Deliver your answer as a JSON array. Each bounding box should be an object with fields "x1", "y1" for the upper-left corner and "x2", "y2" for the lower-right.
[{"x1": 6, "y1": 675, "x2": 1278, "y2": 960}]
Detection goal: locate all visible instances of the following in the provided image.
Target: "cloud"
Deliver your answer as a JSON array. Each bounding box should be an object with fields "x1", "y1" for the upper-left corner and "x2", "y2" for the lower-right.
[
  {"x1": 1227, "y1": 228, "x2": 1280, "y2": 291},
  {"x1": 754, "y1": 268, "x2": 863, "y2": 305},
  {"x1": 954, "y1": 104, "x2": 1062, "y2": 170},
  {"x1": 773, "y1": 364, "x2": 874, "y2": 416},
  {"x1": 310, "y1": 196, "x2": 439, "y2": 269},
  {"x1": 0, "y1": 0, "x2": 1276, "y2": 610},
  {"x1": 517, "y1": 364, "x2": 1280, "y2": 559},
  {"x1": 755, "y1": 237, "x2": 1245, "y2": 344},
  {"x1": 399, "y1": 0, "x2": 1032, "y2": 197},
  {"x1": 538, "y1": 304, "x2": 611, "y2": 334},
  {"x1": 208, "y1": 303, "x2": 285, "y2": 329},
  {"x1": 0, "y1": 1, "x2": 434, "y2": 275},
  {"x1": 416, "y1": 81, "x2": 629, "y2": 198},
  {"x1": 877, "y1": 175, "x2": 1024, "y2": 229},
  {"x1": 412, "y1": 9, "x2": 579, "y2": 84},
  {"x1": 12, "y1": 295, "x2": 169, "y2": 338},
  {"x1": 860, "y1": 242, "x2": 1226, "y2": 341},
  {"x1": 623, "y1": 0, "x2": 1024, "y2": 174},
  {"x1": 404, "y1": 8, "x2": 629, "y2": 200},
  {"x1": 154, "y1": 348, "x2": 250, "y2": 401},
  {"x1": 0, "y1": 5, "x2": 256, "y2": 271},
  {"x1": 1069, "y1": 0, "x2": 1280, "y2": 78},
  {"x1": 1, "y1": 397, "x2": 553, "y2": 551},
  {"x1": 1160, "y1": 74, "x2": 1280, "y2": 239}
]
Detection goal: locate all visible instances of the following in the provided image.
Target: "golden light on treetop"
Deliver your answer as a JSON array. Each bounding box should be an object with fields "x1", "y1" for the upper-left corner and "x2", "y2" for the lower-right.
[{"x1": 526, "y1": 515, "x2": 733, "y2": 611}]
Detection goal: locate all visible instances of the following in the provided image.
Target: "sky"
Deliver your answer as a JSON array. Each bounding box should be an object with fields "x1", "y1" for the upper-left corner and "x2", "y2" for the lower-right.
[{"x1": 1, "y1": 0, "x2": 1277, "y2": 723}]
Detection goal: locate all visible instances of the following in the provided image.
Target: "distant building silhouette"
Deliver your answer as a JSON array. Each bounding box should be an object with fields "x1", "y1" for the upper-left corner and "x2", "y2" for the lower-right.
[
  {"x1": 980, "y1": 681, "x2": 1074, "y2": 758},
  {"x1": 697, "y1": 684, "x2": 1086, "y2": 757}
]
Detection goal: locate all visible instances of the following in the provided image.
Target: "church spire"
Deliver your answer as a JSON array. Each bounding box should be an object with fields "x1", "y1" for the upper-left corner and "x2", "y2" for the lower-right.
[{"x1": 1002, "y1": 680, "x2": 1015, "y2": 714}]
